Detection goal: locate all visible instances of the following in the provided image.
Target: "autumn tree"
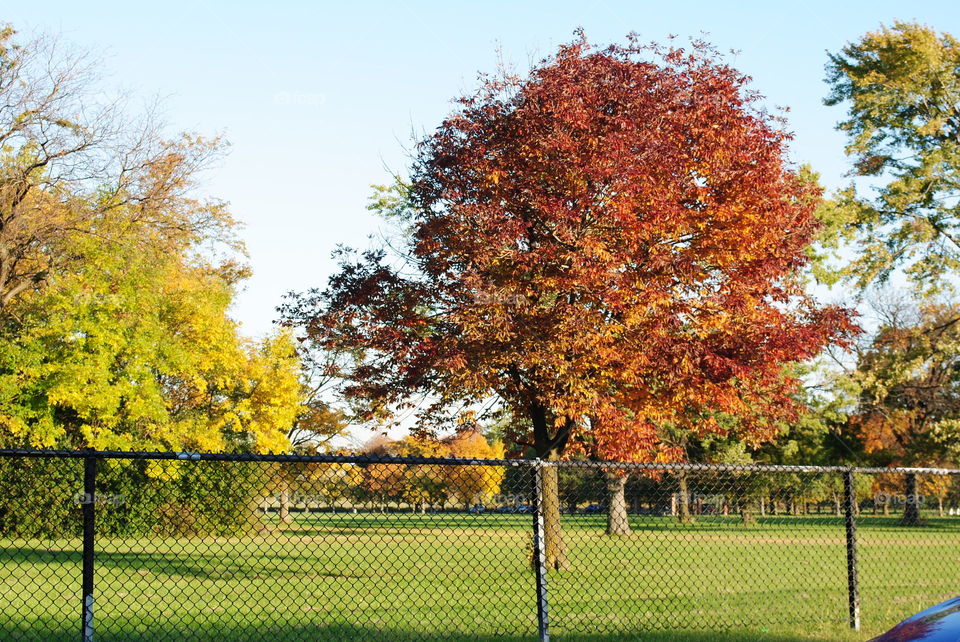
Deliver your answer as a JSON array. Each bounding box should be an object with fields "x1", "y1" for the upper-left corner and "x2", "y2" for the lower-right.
[
  {"x1": 283, "y1": 34, "x2": 855, "y2": 568},
  {"x1": 442, "y1": 427, "x2": 506, "y2": 508},
  {"x1": 836, "y1": 294, "x2": 960, "y2": 525},
  {"x1": 816, "y1": 22, "x2": 960, "y2": 524},
  {"x1": 0, "y1": 25, "x2": 305, "y2": 456},
  {"x1": 357, "y1": 429, "x2": 506, "y2": 512},
  {"x1": 0, "y1": 26, "x2": 236, "y2": 307},
  {"x1": 291, "y1": 458, "x2": 363, "y2": 512},
  {"x1": 847, "y1": 298, "x2": 960, "y2": 463},
  {"x1": 0, "y1": 216, "x2": 306, "y2": 530}
]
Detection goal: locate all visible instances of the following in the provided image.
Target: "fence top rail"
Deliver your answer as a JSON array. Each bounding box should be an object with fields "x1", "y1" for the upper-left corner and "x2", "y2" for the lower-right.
[{"x1": 1, "y1": 448, "x2": 959, "y2": 476}]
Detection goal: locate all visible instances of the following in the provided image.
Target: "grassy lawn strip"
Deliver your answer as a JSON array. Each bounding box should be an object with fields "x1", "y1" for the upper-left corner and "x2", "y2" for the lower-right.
[{"x1": 1, "y1": 512, "x2": 956, "y2": 640}]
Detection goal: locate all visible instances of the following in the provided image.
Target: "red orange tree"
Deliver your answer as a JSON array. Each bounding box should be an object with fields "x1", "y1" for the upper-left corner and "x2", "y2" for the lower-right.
[{"x1": 283, "y1": 34, "x2": 856, "y2": 567}]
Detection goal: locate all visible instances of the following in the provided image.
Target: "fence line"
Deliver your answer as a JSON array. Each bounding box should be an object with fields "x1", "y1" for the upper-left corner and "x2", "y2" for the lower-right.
[
  {"x1": 3, "y1": 447, "x2": 959, "y2": 475},
  {"x1": 2, "y1": 450, "x2": 959, "y2": 639}
]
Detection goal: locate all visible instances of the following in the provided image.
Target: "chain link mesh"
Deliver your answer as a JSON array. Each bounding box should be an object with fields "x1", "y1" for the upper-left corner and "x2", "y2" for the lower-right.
[{"x1": 2, "y1": 451, "x2": 960, "y2": 639}]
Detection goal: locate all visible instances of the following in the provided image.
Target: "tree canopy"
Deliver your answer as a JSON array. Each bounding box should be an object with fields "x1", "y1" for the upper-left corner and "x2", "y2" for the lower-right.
[
  {"x1": 0, "y1": 26, "x2": 305, "y2": 454},
  {"x1": 821, "y1": 21, "x2": 960, "y2": 293},
  {"x1": 283, "y1": 34, "x2": 857, "y2": 463}
]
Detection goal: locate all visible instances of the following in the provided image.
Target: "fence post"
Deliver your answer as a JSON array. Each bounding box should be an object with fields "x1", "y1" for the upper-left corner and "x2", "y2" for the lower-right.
[
  {"x1": 82, "y1": 451, "x2": 97, "y2": 642},
  {"x1": 531, "y1": 460, "x2": 550, "y2": 642},
  {"x1": 843, "y1": 468, "x2": 860, "y2": 631}
]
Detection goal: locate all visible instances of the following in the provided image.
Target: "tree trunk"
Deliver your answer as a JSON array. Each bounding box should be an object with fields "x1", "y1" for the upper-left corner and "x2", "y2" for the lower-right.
[
  {"x1": 247, "y1": 494, "x2": 268, "y2": 533},
  {"x1": 902, "y1": 473, "x2": 923, "y2": 526},
  {"x1": 605, "y1": 473, "x2": 631, "y2": 536},
  {"x1": 938, "y1": 497, "x2": 944, "y2": 517},
  {"x1": 279, "y1": 482, "x2": 292, "y2": 524},
  {"x1": 539, "y1": 450, "x2": 570, "y2": 570},
  {"x1": 529, "y1": 405, "x2": 574, "y2": 571},
  {"x1": 677, "y1": 472, "x2": 692, "y2": 524}
]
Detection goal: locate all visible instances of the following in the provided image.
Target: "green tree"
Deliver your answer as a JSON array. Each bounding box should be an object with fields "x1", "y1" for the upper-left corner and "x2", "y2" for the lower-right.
[{"x1": 821, "y1": 21, "x2": 960, "y2": 293}]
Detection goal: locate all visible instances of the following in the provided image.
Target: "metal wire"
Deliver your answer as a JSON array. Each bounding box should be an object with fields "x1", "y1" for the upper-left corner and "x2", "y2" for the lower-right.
[{"x1": 1, "y1": 450, "x2": 959, "y2": 640}]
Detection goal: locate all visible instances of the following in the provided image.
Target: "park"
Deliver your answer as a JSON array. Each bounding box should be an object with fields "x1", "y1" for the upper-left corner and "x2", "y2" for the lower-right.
[{"x1": 2, "y1": 1, "x2": 960, "y2": 640}]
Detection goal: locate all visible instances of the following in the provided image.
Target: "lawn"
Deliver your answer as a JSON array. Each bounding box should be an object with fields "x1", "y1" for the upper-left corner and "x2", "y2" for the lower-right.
[{"x1": 1, "y1": 511, "x2": 958, "y2": 640}]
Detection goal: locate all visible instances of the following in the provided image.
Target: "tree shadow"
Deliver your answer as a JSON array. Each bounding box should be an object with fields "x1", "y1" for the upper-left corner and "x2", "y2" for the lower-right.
[{"x1": 0, "y1": 621, "x2": 866, "y2": 641}]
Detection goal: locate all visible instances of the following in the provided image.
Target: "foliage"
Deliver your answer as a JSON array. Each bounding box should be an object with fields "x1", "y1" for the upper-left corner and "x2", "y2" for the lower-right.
[
  {"x1": 0, "y1": 231, "x2": 304, "y2": 453},
  {"x1": 283, "y1": 33, "x2": 856, "y2": 467},
  {"x1": 821, "y1": 21, "x2": 960, "y2": 293},
  {"x1": 442, "y1": 428, "x2": 506, "y2": 506},
  {"x1": 354, "y1": 430, "x2": 506, "y2": 509},
  {"x1": 0, "y1": 26, "x2": 308, "y2": 537},
  {"x1": 0, "y1": 27, "x2": 305, "y2": 455},
  {"x1": 847, "y1": 299, "x2": 960, "y2": 467},
  {"x1": 0, "y1": 26, "x2": 239, "y2": 307},
  {"x1": 0, "y1": 457, "x2": 270, "y2": 538},
  {"x1": 0, "y1": 456, "x2": 81, "y2": 537},
  {"x1": 100, "y1": 460, "x2": 269, "y2": 537}
]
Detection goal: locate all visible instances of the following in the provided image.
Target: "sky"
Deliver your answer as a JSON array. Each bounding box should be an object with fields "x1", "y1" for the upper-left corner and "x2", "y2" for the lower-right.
[{"x1": 5, "y1": 1, "x2": 960, "y2": 337}]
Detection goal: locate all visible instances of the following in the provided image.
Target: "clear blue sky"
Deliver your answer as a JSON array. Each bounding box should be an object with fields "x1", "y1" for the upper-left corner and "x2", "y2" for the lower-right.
[{"x1": 6, "y1": 1, "x2": 960, "y2": 336}]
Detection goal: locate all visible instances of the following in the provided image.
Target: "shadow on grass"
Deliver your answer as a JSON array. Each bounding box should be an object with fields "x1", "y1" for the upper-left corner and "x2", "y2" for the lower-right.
[{"x1": 0, "y1": 545, "x2": 375, "y2": 580}]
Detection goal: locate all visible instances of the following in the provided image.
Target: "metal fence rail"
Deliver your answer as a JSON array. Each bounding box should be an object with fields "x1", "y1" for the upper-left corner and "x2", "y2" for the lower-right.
[{"x1": 1, "y1": 450, "x2": 959, "y2": 640}]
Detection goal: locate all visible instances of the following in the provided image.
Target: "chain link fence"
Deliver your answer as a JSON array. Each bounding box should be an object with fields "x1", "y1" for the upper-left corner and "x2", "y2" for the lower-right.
[{"x1": 1, "y1": 450, "x2": 960, "y2": 640}]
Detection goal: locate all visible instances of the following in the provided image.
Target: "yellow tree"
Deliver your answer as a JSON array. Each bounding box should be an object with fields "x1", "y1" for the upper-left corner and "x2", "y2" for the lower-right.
[
  {"x1": 0, "y1": 26, "x2": 305, "y2": 456},
  {"x1": 0, "y1": 26, "x2": 238, "y2": 308},
  {"x1": 442, "y1": 429, "x2": 506, "y2": 508},
  {"x1": 295, "y1": 461, "x2": 363, "y2": 511},
  {"x1": 395, "y1": 435, "x2": 447, "y2": 512},
  {"x1": 212, "y1": 331, "x2": 305, "y2": 454}
]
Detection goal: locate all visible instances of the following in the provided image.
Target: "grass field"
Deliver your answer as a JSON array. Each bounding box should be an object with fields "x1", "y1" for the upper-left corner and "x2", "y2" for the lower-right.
[{"x1": 2, "y1": 511, "x2": 958, "y2": 640}]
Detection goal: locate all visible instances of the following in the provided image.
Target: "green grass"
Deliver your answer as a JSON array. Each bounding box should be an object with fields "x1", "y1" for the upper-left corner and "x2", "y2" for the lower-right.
[{"x1": 2, "y1": 511, "x2": 958, "y2": 640}]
